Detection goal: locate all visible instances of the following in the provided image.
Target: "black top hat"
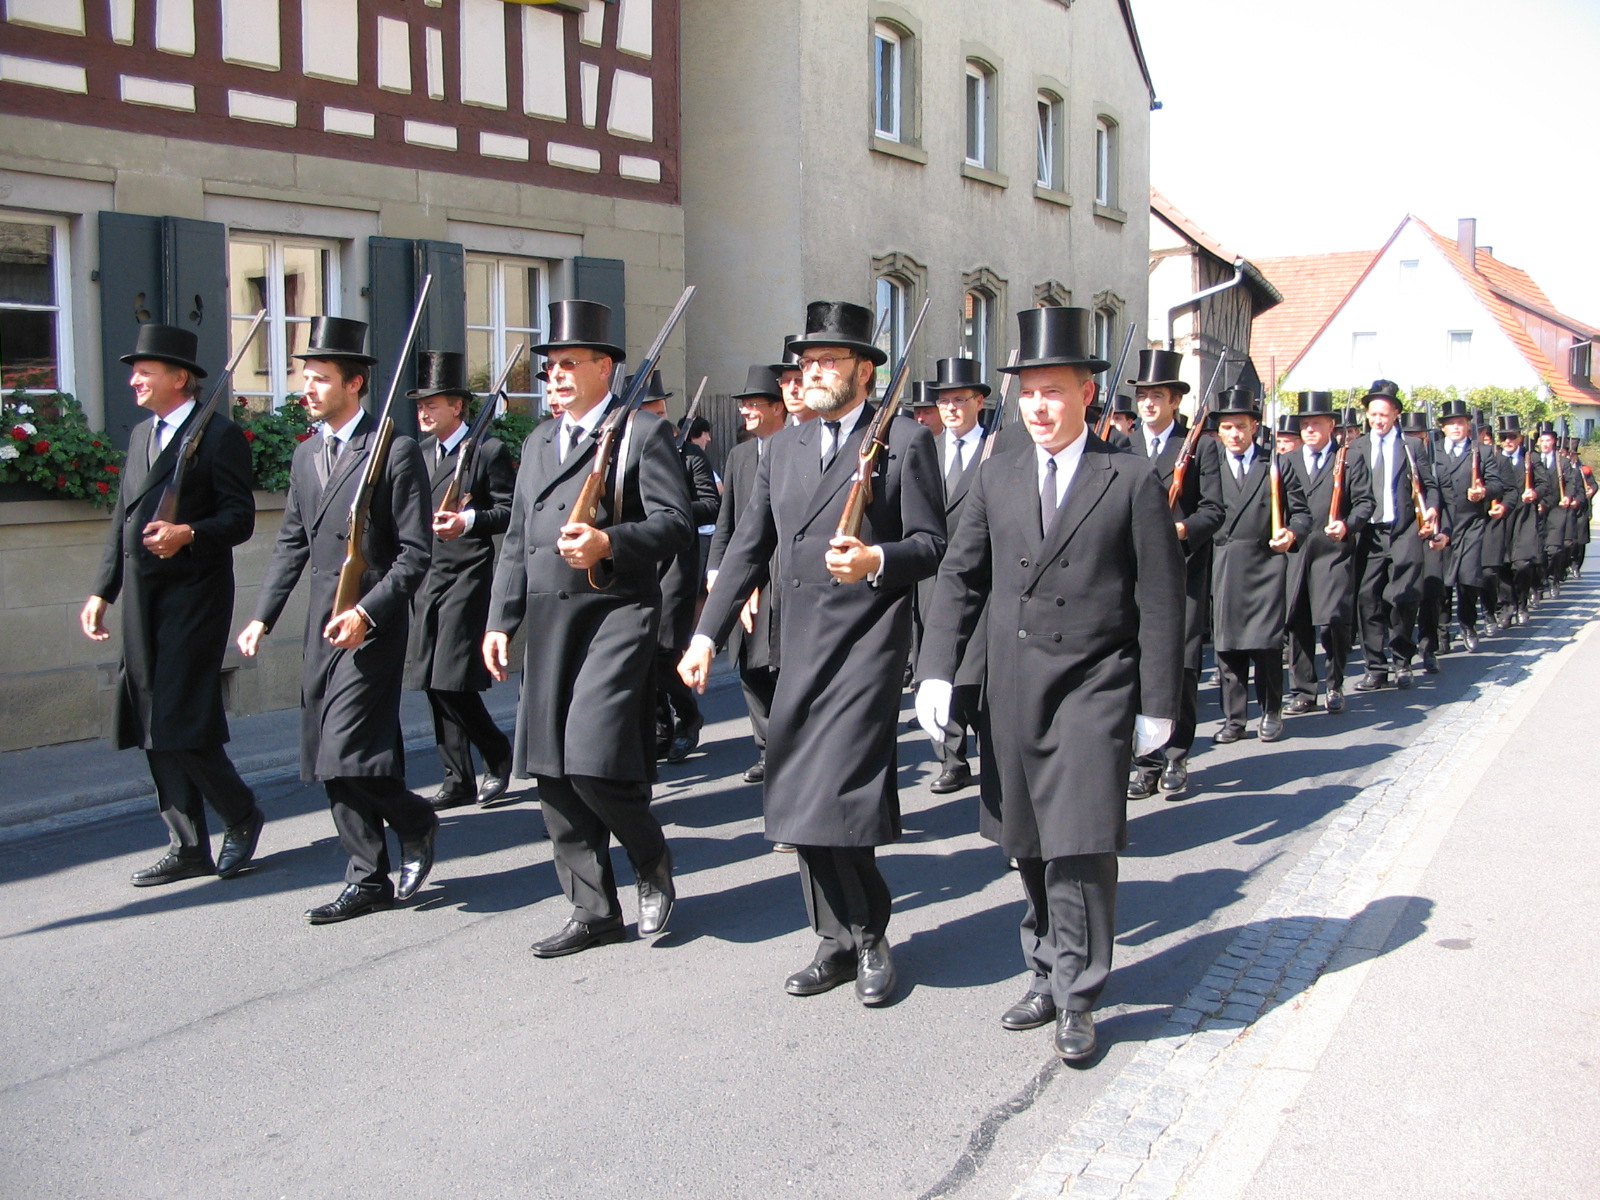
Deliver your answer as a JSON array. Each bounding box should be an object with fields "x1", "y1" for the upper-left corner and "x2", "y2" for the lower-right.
[
  {"x1": 999, "y1": 306, "x2": 1110, "y2": 375},
  {"x1": 295, "y1": 316, "x2": 376, "y2": 365},
  {"x1": 768, "y1": 334, "x2": 803, "y2": 374},
  {"x1": 1276, "y1": 414, "x2": 1301, "y2": 435},
  {"x1": 788, "y1": 302, "x2": 888, "y2": 367},
  {"x1": 624, "y1": 368, "x2": 672, "y2": 401},
  {"x1": 406, "y1": 350, "x2": 473, "y2": 400},
  {"x1": 1400, "y1": 411, "x2": 1432, "y2": 433},
  {"x1": 732, "y1": 365, "x2": 784, "y2": 402},
  {"x1": 1111, "y1": 393, "x2": 1137, "y2": 415},
  {"x1": 1202, "y1": 411, "x2": 1221, "y2": 432},
  {"x1": 533, "y1": 300, "x2": 626, "y2": 362},
  {"x1": 1497, "y1": 413, "x2": 1523, "y2": 435},
  {"x1": 1086, "y1": 401, "x2": 1106, "y2": 419},
  {"x1": 1362, "y1": 379, "x2": 1403, "y2": 406},
  {"x1": 1213, "y1": 386, "x2": 1261, "y2": 417},
  {"x1": 927, "y1": 356, "x2": 992, "y2": 398},
  {"x1": 1297, "y1": 391, "x2": 1336, "y2": 417},
  {"x1": 1127, "y1": 348, "x2": 1189, "y2": 394},
  {"x1": 122, "y1": 323, "x2": 208, "y2": 378},
  {"x1": 1437, "y1": 400, "x2": 1472, "y2": 421},
  {"x1": 909, "y1": 381, "x2": 936, "y2": 408},
  {"x1": 1338, "y1": 407, "x2": 1363, "y2": 428},
  {"x1": 535, "y1": 367, "x2": 550, "y2": 384}
]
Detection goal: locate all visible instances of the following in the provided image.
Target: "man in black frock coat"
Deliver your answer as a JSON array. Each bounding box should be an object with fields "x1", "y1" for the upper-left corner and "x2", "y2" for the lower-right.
[
  {"x1": 82, "y1": 324, "x2": 263, "y2": 886},
  {"x1": 484, "y1": 301, "x2": 691, "y2": 957},
  {"x1": 1433, "y1": 402, "x2": 1503, "y2": 651},
  {"x1": 1491, "y1": 415, "x2": 1552, "y2": 627},
  {"x1": 681, "y1": 300, "x2": 945, "y2": 1006},
  {"x1": 403, "y1": 351, "x2": 516, "y2": 809},
  {"x1": 706, "y1": 365, "x2": 789, "y2": 783},
  {"x1": 1282, "y1": 393, "x2": 1373, "y2": 714},
  {"x1": 1124, "y1": 349, "x2": 1224, "y2": 800},
  {"x1": 916, "y1": 306, "x2": 1185, "y2": 1062},
  {"x1": 238, "y1": 318, "x2": 438, "y2": 923}
]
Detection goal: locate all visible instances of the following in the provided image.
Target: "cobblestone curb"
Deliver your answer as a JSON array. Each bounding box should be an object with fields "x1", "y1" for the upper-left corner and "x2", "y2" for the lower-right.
[{"x1": 1012, "y1": 593, "x2": 1598, "y2": 1200}]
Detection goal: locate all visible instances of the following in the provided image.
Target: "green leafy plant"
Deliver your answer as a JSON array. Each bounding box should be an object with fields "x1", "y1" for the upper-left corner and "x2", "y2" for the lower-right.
[
  {"x1": 0, "y1": 388, "x2": 125, "y2": 509},
  {"x1": 231, "y1": 397, "x2": 316, "y2": 492},
  {"x1": 490, "y1": 409, "x2": 540, "y2": 467}
]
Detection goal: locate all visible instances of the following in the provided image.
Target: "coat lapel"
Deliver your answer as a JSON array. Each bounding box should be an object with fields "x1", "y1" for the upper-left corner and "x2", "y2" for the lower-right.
[
  {"x1": 796, "y1": 404, "x2": 875, "y2": 532},
  {"x1": 127, "y1": 408, "x2": 200, "y2": 506},
  {"x1": 310, "y1": 416, "x2": 373, "y2": 530},
  {"x1": 1222, "y1": 455, "x2": 1269, "y2": 535},
  {"x1": 1027, "y1": 444, "x2": 1112, "y2": 591},
  {"x1": 534, "y1": 399, "x2": 620, "y2": 504}
]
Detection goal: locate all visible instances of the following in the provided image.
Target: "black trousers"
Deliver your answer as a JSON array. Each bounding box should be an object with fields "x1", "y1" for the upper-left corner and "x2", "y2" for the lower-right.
[
  {"x1": 655, "y1": 648, "x2": 700, "y2": 736},
  {"x1": 1358, "y1": 526, "x2": 1421, "y2": 669},
  {"x1": 1217, "y1": 649, "x2": 1283, "y2": 727},
  {"x1": 426, "y1": 688, "x2": 511, "y2": 796},
  {"x1": 1286, "y1": 595, "x2": 1352, "y2": 698},
  {"x1": 935, "y1": 683, "x2": 981, "y2": 767},
  {"x1": 1017, "y1": 853, "x2": 1119, "y2": 1013},
  {"x1": 325, "y1": 776, "x2": 437, "y2": 891},
  {"x1": 536, "y1": 774, "x2": 667, "y2": 924},
  {"x1": 795, "y1": 845, "x2": 892, "y2": 958},
  {"x1": 1134, "y1": 666, "x2": 1198, "y2": 774},
  {"x1": 1498, "y1": 562, "x2": 1536, "y2": 611},
  {"x1": 145, "y1": 746, "x2": 258, "y2": 857},
  {"x1": 1456, "y1": 583, "x2": 1484, "y2": 629},
  {"x1": 738, "y1": 661, "x2": 775, "y2": 752}
]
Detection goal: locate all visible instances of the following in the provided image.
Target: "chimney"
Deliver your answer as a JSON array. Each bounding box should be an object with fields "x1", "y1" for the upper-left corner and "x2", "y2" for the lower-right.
[{"x1": 1457, "y1": 218, "x2": 1478, "y2": 270}]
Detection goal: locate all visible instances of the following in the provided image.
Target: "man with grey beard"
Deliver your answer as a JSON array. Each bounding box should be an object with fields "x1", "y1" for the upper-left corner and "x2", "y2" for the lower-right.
[{"x1": 680, "y1": 301, "x2": 945, "y2": 1007}]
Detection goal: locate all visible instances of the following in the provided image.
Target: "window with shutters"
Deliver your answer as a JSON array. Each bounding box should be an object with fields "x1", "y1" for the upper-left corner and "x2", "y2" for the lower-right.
[
  {"x1": 228, "y1": 235, "x2": 340, "y2": 410},
  {"x1": 0, "y1": 214, "x2": 73, "y2": 394},
  {"x1": 466, "y1": 254, "x2": 549, "y2": 416}
]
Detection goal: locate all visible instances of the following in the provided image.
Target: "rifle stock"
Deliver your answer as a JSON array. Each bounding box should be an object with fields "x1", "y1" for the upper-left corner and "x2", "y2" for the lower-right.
[
  {"x1": 1401, "y1": 435, "x2": 1429, "y2": 536},
  {"x1": 1167, "y1": 352, "x2": 1235, "y2": 510},
  {"x1": 1329, "y1": 429, "x2": 1348, "y2": 527},
  {"x1": 1269, "y1": 452, "x2": 1284, "y2": 539},
  {"x1": 836, "y1": 297, "x2": 932, "y2": 539}
]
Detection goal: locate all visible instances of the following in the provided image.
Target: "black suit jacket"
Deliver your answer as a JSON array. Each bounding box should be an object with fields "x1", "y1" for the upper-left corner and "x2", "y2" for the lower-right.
[
  {"x1": 1283, "y1": 440, "x2": 1373, "y2": 626},
  {"x1": 1212, "y1": 450, "x2": 1311, "y2": 651},
  {"x1": 1129, "y1": 422, "x2": 1224, "y2": 670},
  {"x1": 707, "y1": 436, "x2": 775, "y2": 670}
]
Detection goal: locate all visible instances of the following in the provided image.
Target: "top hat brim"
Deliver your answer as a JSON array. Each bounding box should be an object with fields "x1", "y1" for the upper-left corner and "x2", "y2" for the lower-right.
[
  {"x1": 532, "y1": 338, "x2": 627, "y2": 363},
  {"x1": 1126, "y1": 377, "x2": 1190, "y2": 394},
  {"x1": 768, "y1": 361, "x2": 803, "y2": 374},
  {"x1": 295, "y1": 349, "x2": 377, "y2": 366},
  {"x1": 406, "y1": 385, "x2": 474, "y2": 401},
  {"x1": 1000, "y1": 354, "x2": 1111, "y2": 375},
  {"x1": 785, "y1": 335, "x2": 888, "y2": 367},
  {"x1": 120, "y1": 351, "x2": 208, "y2": 378},
  {"x1": 925, "y1": 379, "x2": 992, "y2": 398}
]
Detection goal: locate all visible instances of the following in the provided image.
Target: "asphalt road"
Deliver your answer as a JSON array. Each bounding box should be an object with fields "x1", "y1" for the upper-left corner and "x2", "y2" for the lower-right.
[{"x1": 0, "y1": 623, "x2": 1555, "y2": 1200}]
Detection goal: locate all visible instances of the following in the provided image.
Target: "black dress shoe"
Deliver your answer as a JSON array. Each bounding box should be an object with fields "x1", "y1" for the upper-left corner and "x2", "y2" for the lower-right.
[
  {"x1": 666, "y1": 716, "x2": 702, "y2": 764},
  {"x1": 1213, "y1": 724, "x2": 1244, "y2": 745},
  {"x1": 785, "y1": 954, "x2": 857, "y2": 996},
  {"x1": 1000, "y1": 991, "x2": 1057, "y2": 1031},
  {"x1": 1517, "y1": 605, "x2": 1530, "y2": 625},
  {"x1": 1126, "y1": 767, "x2": 1160, "y2": 800},
  {"x1": 1054, "y1": 1010, "x2": 1098, "y2": 1063},
  {"x1": 1460, "y1": 625, "x2": 1480, "y2": 652},
  {"x1": 305, "y1": 884, "x2": 394, "y2": 924},
  {"x1": 1395, "y1": 666, "x2": 1414, "y2": 690},
  {"x1": 635, "y1": 852, "x2": 674, "y2": 936},
  {"x1": 743, "y1": 757, "x2": 766, "y2": 784},
  {"x1": 130, "y1": 852, "x2": 214, "y2": 888},
  {"x1": 929, "y1": 762, "x2": 973, "y2": 794},
  {"x1": 216, "y1": 809, "x2": 265, "y2": 879},
  {"x1": 530, "y1": 916, "x2": 626, "y2": 958},
  {"x1": 1284, "y1": 694, "x2": 1316, "y2": 715},
  {"x1": 856, "y1": 940, "x2": 896, "y2": 1006},
  {"x1": 1259, "y1": 713, "x2": 1284, "y2": 742},
  {"x1": 429, "y1": 787, "x2": 475, "y2": 811},
  {"x1": 1325, "y1": 688, "x2": 1345, "y2": 714},
  {"x1": 478, "y1": 758, "x2": 513, "y2": 807},
  {"x1": 1421, "y1": 651, "x2": 1439, "y2": 674},
  {"x1": 772, "y1": 842, "x2": 797, "y2": 854},
  {"x1": 395, "y1": 824, "x2": 438, "y2": 901},
  {"x1": 1159, "y1": 757, "x2": 1188, "y2": 796},
  {"x1": 1353, "y1": 672, "x2": 1387, "y2": 691}
]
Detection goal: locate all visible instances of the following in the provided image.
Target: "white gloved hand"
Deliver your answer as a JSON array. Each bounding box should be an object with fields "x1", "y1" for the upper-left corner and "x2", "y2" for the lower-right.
[
  {"x1": 1133, "y1": 714, "x2": 1174, "y2": 758},
  {"x1": 915, "y1": 679, "x2": 953, "y2": 743}
]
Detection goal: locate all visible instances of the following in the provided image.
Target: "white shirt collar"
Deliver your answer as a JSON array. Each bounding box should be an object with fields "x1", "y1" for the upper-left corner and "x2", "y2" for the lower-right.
[
  {"x1": 1035, "y1": 425, "x2": 1089, "y2": 494},
  {"x1": 323, "y1": 408, "x2": 365, "y2": 444},
  {"x1": 564, "y1": 394, "x2": 614, "y2": 442},
  {"x1": 155, "y1": 399, "x2": 196, "y2": 434},
  {"x1": 438, "y1": 421, "x2": 470, "y2": 453},
  {"x1": 1145, "y1": 420, "x2": 1176, "y2": 447}
]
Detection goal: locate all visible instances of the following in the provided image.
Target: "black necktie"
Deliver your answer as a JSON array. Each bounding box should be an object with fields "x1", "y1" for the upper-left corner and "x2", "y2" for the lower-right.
[
  {"x1": 945, "y1": 439, "x2": 964, "y2": 493},
  {"x1": 439, "y1": 441, "x2": 454, "y2": 467},
  {"x1": 318, "y1": 435, "x2": 340, "y2": 488},
  {"x1": 1040, "y1": 457, "x2": 1058, "y2": 535},
  {"x1": 823, "y1": 421, "x2": 842, "y2": 470},
  {"x1": 148, "y1": 419, "x2": 166, "y2": 468},
  {"x1": 566, "y1": 424, "x2": 585, "y2": 461},
  {"x1": 1233, "y1": 452, "x2": 1247, "y2": 480}
]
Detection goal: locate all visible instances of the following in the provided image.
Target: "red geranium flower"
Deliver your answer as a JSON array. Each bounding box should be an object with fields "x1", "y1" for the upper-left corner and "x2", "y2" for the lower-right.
[
  {"x1": 34, "y1": 440, "x2": 50, "y2": 454},
  {"x1": 11, "y1": 426, "x2": 26, "y2": 440},
  {"x1": 106, "y1": 464, "x2": 119, "y2": 474},
  {"x1": 56, "y1": 474, "x2": 67, "y2": 487},
  {"x1": 243, "y1": 429, "x2": 257, "y2": 442},
  {"x1": 295, "y1": 431, "x2": 313, "y2": 442},
  {"x1": 92, "y1": 440, "x2": 103, "y2": 448},
  {"x1": 97, "y1": 481, "x2": 109, "y2": 494}
]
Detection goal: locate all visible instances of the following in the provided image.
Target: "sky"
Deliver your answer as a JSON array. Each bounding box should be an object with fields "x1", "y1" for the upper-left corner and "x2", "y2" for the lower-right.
[{"x1": 1129, "y1": 0, "x2": 1600, "y2": 321}]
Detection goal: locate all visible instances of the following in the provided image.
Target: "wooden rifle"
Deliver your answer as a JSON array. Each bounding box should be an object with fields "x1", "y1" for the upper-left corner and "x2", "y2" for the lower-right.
[
  {"x1": 1469, "y1": 408, "x2": 1484, "y2": 494},
  {"x1": 572, "y1": 285, "x2": 697, "y2": 587},
  {"x1": 674, "y1": 375, "x2": 708, "y2": 450},
  {"x1": 1095, "y1": 321, "x2": 1139, "y2": 441},
  {"x1": 1329, "y1": 425, "x2": 1349, "y2": 527},
  {"x1": 439, "y1": 342, "x2": 523, "y2": 515},
  {"x1": 1269, "y1": 450, "x2": 1284, "y2": 540},
  {"x1": 331, "y1": 274, "x2": 434, "y2": 618},
  {"x1": 979, "y1": 349, "x2": 1020, "y2": 464},
  {"x1": 1167, "y1": 351, "x2": 1235, "y2": 510},
  {"x1": 153, "y1": 308, "x2": 268, "y2": 525},
  {"x1": 837, "y1": 297, "x2": 932, "y2": 538},
  {"x1": 1400, "y1": 433, "x2": 1429, "y2": 537}
]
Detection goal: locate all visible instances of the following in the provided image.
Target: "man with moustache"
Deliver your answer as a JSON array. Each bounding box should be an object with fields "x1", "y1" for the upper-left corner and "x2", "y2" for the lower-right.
[
  {"x1": 1432, "y1": 401, "x2": 1503, "y2": 651},
  {"x1": 1349, "y1": 381, "x2": 1441, "y2": 691},
  {"x1": 1282, "y1": 393, "x2": 1372, "y2": 715},
  {"x1": 706, "y1": 365, "x2": 790, "y2": 784},
  {"x1": 484, "y1": 301, "x2": 691, "y2": 956},
  {"x1": 404, "y1": 351, "x2": 516, "y2": 809},
  {"x1": 680, "y1": 300, "x2": 945, "y2": 1007},
  {"x1": 916, "y1": 306, "x2": 1185, "y2": 1062},
  {"x1": 1124, "y1": 349, "x2": 1224, "y2": 800},
  {"x1": 81, "y1": 324, "x2": 263, "y2": 886},
  {"x1": 238, "y1": 318, "x2": 437, "y2": 923}
]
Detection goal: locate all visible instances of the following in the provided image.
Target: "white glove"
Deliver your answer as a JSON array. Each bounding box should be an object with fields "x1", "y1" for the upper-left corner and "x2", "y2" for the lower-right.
[
  {"x1": 1133, "y1": 714, "x2": 1174, "y2": 758},
  {"x1": 916, "y1": 679, "x2": 953, "y2": 743}
]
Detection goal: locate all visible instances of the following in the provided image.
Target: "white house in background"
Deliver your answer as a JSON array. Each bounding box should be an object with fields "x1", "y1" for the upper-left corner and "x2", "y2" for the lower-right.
[{"x1": 1253, "y1": 216, "x2": 1600, "y2": 432}]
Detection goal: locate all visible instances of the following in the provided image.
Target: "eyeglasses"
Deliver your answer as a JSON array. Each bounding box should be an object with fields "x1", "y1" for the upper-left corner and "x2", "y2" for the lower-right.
[
  {"x1": 797, "y1": 353, "x2": 857, "y2": 374},
  {"x1": 936, "y1": 395, "x2": 979, "y2": 407},
  {"x1": 546, "y1": 355, "x2": 604, "y2": 374}
]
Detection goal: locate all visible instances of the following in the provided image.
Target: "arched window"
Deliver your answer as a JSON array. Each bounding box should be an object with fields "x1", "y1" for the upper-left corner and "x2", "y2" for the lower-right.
[
  {"x1": 965, "y1": 61, "x2": 994, "y2": 168},
  {"x1": 1036, "y1": 91, "x2": 1063, "y2": 189},
  {"x1": 873, "y1": 23, "x2": 903, "y2": 141}
]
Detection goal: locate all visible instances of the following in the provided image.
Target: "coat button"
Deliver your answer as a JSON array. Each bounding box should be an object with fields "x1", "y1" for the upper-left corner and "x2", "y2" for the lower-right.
[
  {"x1": 558, "y1": 590, "x2": 569, "y2": 599},
  {"x1": 1056, "y1": 597, "x2": 1066, "y2": 606},
  {"x1": 1052, "y1": 633, "x2": 1062, "y2": 643},
  {"x1": 1021, "y1": 594, "x2": 1030, "y2": 603},
  {"x1": 792, "y1": 579, "x2": 800, "y2": 588},
  {"x1": 1020, "y1": 558, "x2": 1030, "y2": 567},
  {"x1": 534, "y1": 501, "x2": 544, "y2": 511},
  {"x1": 795, "y1": 532, "x2": 804, "y2": 541},
  {"x1": 1018, "y1": 629, "x2": 1027, "y2": 639},
  {"x1": 557, "y1": 503, "x2": 566, "y2": 511}
]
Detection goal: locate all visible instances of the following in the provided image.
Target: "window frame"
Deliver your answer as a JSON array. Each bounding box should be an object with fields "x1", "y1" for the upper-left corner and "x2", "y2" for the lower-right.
[
  {"x1": 0, "y1": 212, "x2": 75, "y2": 396},
  {"x1": 1569, "y1": 339, "x2": 1592, "y2": 384},
  {"x1": 1036, "y1": 92, "x2": 1059, "y2": 189},
  {"x1": 465, "y1": 252, "x2": 551, "y2": 417},
  {"x1": 1093, "y1": 307, "x2": 1116, "y2": 398},
  {"x1": 1094, "y1": 116, "x2": 1117, "y2": 209},
  {"x1": 874, "y1": 274, "x2": 908, "y2": 390},
  {"x1": 227, "y1": 232, "x2": 342, "y2": 411},
  {"x1": 965, "y1": 60, "x2": 992, "y2": 169},
  {"x1": 873, "y1": 22, "x2": 903, "y2": 142},
  {"x1": 960, "y1": 287, "x2": 994, "y2": 383}
]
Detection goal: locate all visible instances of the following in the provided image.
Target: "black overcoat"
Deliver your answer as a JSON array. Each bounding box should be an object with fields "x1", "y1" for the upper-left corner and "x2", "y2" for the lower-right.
[
  {"x1": 488, "y1": 402, "x2": 691, "y2": 782},
  {"x1": 1348, "y1": 431, "x2": 1441, "y2": 603},
  {"x1": 657, "y1": 441, "x2": 719, "y2": 652},
  {"x1": 1435, "y1": 440, "x2": 1504, "y2": 587},
  {"x1": 1212, "y1": 452, "x2": 1312, "y2": 652},
  {"x1": 918, "y1": 435, "x2": 1185, "y2": 860},
  {"x1": 1283, "y1": 442, "x2": 1373, "y2": 626},
  {"x1": 91, "y1": 410, "x2": 256, "y2": 751},
  {"x1": 914, "y1": 429, "x2": 988, "y2": 688},
  {"x1": 1492, "y1": 449, "x2": 1552, "y2": 567},
  {"x1": 698, "y1": 406, "x2": 945, "y2": 847},
  {"x1": 1129, "y1": 424, "x2": 1224, "y2": 671},
  {"x1": 253, "y1": 414, "x2": 433, "y2": 781},
  {"x1": 403, "y1": 434, "x2": 515, "y2": 692},
  {"x1": 707, "y1": 436, "x2": 774, "y2": 670}
]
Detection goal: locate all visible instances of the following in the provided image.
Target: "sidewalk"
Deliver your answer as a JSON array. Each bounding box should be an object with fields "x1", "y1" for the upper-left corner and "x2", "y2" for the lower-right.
[{"x1": 1015, "y1": 582, "x2": 1600, "y2": 1200}]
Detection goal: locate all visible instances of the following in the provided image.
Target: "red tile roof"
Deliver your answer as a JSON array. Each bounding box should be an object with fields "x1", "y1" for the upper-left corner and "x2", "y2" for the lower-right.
[{"x1": 1250, "y1": 249, "x2": 1380, "y2": 381}]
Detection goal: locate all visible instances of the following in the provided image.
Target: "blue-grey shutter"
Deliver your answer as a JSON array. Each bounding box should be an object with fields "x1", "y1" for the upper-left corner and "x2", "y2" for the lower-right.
[
  {"x1": 366, "y1": 237, "x2": 465, "y2": 439},
  {"x1": 574, "y1": 256, "x2": 626, "y2": 355}
]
